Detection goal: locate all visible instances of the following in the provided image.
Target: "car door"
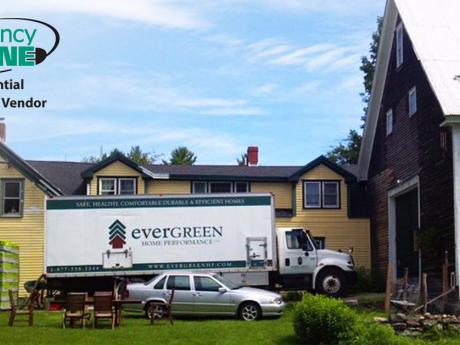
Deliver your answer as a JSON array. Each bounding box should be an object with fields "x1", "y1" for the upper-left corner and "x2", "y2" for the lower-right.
[
  {"x1": 192, "y1": 275, "x2": 233, "y2": 315},
  {"x1": 165, "y1": 275, "x2": 194, "y2": 314},
  {"x1": 280, "y1": 229, "x2": 317, "y2": 275}
]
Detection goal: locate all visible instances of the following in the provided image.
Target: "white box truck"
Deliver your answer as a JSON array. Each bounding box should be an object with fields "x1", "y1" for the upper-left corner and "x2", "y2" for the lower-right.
[{"x1": 45, "y1": 193, "x2": 357, "y2": 297}]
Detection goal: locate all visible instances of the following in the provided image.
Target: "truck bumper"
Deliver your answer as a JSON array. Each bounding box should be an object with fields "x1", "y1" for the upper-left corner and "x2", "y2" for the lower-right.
[{"x1": 344, "y1": 270, "x2": 358, "y2": 285}]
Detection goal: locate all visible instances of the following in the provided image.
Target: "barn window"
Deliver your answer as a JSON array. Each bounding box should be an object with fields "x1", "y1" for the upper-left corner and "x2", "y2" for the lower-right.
[
  {"x1": 386, "y1": 109, "x2": 393, "y2": 136},
  {"x1": 408, "y1": 87, "x2": 417, "y2": 116},
  {"x1": 396, "y1": 23, "x2": 404, "y2": 68}
]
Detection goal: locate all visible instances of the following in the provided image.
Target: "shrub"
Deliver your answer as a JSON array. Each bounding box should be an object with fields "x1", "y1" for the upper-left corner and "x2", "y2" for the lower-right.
[
  {"x1": 346, "y1": 321, "x2": 414, "y2": 345},
  {"x1": 350, "y1": 266, "x2": 385, "y2": 294},
  {"x1": 293, "y1": 294, "x2": 359, "y2": 344}
]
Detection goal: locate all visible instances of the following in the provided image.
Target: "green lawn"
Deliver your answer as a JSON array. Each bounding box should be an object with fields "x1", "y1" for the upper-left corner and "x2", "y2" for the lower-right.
[
  {"x1": 0, "y1": 309, "x2": 298, "y2": 345},
  {"x1": 1, "y1": 307, "x2": 460, "y2": 345}
]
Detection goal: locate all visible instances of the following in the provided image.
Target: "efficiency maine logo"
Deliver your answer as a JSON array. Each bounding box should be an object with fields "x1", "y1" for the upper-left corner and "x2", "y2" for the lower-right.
[
  {"x1": 0, "y1": 18, "x2": 60, "y2": 73},
  {"x1": 108, "y1": 220, "x2": 127, "y2": 249}
]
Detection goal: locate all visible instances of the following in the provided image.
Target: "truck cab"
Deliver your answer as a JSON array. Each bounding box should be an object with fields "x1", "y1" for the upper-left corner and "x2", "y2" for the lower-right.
[{"x1": 276, "y1": 228, "x2": 357, "y2": 297}]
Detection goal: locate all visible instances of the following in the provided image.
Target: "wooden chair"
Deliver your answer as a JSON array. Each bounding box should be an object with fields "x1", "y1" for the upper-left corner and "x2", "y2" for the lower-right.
[
  {"x1": 62, "y1": 293, "x2": 90, "y2": 328},
  {"x1": 8, "y1": 289, "x2": 39, "y2": 326},
  {"x1": 148, "y1": 289, "x2": 175, "y2": 325},
  {"x1": 93, "y1": 291, "x2": 115, "y2": 329}
]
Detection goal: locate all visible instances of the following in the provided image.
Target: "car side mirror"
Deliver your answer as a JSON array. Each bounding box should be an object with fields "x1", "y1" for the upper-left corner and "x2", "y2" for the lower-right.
[{"x1": 218, "y1": 287, "x2": 227, "y2": 293}]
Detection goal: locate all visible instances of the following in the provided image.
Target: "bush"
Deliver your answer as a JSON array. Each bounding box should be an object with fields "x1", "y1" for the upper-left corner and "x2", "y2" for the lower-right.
[
  {"x1": 347, "y1": 321, "x2": 414, "y2": 345},
  {"x1": 293, "y1": 294, "x2": 359, "y2": 344},
  {"x1": 350, "y1": 266, "x2": 385, "y2": 294}
]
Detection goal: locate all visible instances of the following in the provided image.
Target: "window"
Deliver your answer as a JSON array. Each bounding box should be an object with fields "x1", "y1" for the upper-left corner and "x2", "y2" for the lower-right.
[
  {"x1": 314, "y1": 237, "x2": 326, "y2": 249},
  {"x1": 285, "y1": 230, "x2": 313, "y2": 251},
  {"x1": 166, "y1": 275, "x2": 190, "y2": 291},
  {"x1": 194, "y1": 276, "x2": 221, "y2": 292},
  {"x1": 303, "y1": 181, "x2": 340, "y2": 209},
  {"x1": 99, "y1": 178, "x2": 116, "y2": 195},
  {"x1": 235, "y1": 182, "x2": 249, "y2": 193},
  {"x1": 396, "y1": 23, "x2": 404, "y2": 68},
  {"x1": 154, "y1": 276, "x2": 166, "y2": 290},
  {"x1": 192, "y1": 181, "x2": 207, "y2": 194},
  {"x1": 209, "y1": 182, "x2": 232, "y2": 193},
  {"x1": 118, "y1": 178, "x2": 136, "y2": 195},
  {"x1": 386, "y1": 109, "x2": 393, "y2": 136},
  {"x1": 323, "y1": 182, "x2": 339, "y2": 208},
  {"x1": 1, "y1": 180, "x2": 23, "y2": 216},
  {"x1": 408, "y1": 87, "x2": 417, "y2": 116},
  {"x1": 304, "y1": 181, "x2": 321, "y2": 208},
  {"x1": 98, "y1": 177, "x2": 136, "y2": 195}
]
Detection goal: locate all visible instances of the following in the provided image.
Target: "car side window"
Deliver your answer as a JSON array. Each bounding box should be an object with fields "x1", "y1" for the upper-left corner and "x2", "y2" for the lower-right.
[
  {"x1": 153, "y1": 276, "x2": 166, "y2": 289},
  {"x1": 166, "y1": 275, "x2": 191, "y2": 291},
  {"x1": 194, "y1": 276, "x2": 221, "y2": 292}
]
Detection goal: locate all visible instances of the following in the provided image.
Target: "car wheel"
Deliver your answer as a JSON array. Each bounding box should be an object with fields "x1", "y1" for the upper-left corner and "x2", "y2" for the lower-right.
[
  {"x1": 239, "y1": 302, "x2": 261, "y2": 321},
  {"x1": 316, "y1": 268, "x2": 347, "y2": 298},
  {"x1": 145, "y1": 303, "x2": 166, "y2": 319}
]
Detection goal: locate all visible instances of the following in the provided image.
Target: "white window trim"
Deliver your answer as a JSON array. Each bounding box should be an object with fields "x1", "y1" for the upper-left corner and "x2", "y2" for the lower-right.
[
  {"x1": 99, "y1": 178, "x2": 117, "y2": 195},
  {"x1": 192, "y1": 181, "x2": 207, "y2": 194},
  {"x1": 304, "y1": 181, "x2": 321, "y2": 208},
  {"x1": 322, "y1": 181, "x2": 339, "y2": 208},
  {"x1": 386, "y1": 109, "x2": 393, "y2": 136},
  {"x1": 396, "y1": 23, "x2": 404, "y2": 68},
  {"x1": 408, "y1": 86, "x2": 417, "y2": 116},
  {"x1": 0, "y1": 179, "x2": 24, "y2": 217},
  {"x1": 118, "y1": 178, "x2": 136, "y2": 195},
  {"x1": 208, "y1": 181, "x2": 233, "y2": 194}
]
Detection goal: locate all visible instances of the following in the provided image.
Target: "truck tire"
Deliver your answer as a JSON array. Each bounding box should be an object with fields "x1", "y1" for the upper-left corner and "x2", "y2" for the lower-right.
[
  {"x1": 316, "y1": 268, "x2": 347, "y2": 298},
  {"x1": 238, "y1": 302, "x2": 261, "y2": 321}
]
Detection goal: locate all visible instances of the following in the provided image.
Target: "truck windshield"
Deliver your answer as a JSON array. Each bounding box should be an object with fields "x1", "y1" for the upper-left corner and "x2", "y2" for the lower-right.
[{"x1": 212, "y1": 274, "x2": 242, "y2": 289}]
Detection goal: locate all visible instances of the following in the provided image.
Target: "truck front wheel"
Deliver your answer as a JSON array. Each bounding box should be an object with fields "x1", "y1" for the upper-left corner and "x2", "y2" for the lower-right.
[{"x1": 316, "y1": 268, "x2": 347, "y2": 298}]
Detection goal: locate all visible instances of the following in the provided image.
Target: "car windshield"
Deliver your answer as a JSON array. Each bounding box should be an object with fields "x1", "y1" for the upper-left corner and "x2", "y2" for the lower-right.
[{"x1": 212, "y1": 274, "x2": 242, "y2": 289}]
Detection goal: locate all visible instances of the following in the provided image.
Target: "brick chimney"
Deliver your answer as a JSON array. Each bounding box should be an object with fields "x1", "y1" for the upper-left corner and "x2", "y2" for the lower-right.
[
  {"x1": 0, "y1": 119, "x2": 5, "y2": 142},
  {"x1": 247, "y1": 146, "x2": 258, "y2": 166}
]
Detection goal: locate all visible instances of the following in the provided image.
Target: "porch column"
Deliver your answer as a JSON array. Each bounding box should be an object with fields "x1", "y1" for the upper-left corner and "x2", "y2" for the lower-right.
[{"x1": 451, "y1": 124, "x2": 460, "y2": 290}]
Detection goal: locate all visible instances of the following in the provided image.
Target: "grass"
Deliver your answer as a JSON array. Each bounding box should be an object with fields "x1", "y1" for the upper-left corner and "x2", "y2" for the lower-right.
[
  {"x1": 0, "y1": 307, "x2": 298, "y2": 345},
  {"x1": 1, "y1": 303, "x2": 460, "y2": 344}
]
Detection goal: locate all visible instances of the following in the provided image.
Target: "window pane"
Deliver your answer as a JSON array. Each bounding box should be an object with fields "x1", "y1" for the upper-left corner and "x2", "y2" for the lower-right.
[
  {"x1": 386, "y1": 110, "x2": 393, "y2": 135},
  {"x1": 166, "y1": 275, "x2": 190, "y2": 291},
  {"x1": 305, "y1": 182, "x2": 320, "y2": 207},
  {"x1": 314, "y1": 237, "x2": 326, "y2": 249},
  {"x1": 154, "y1": 276, "x2": 166, "y2": 290},
  {"x1": 194, "y1": 277, "x2": 220, "y2": 292},
  {"x1": 4, "y1": 182, "x2": 20, "y2": 197},
  {"x1": 209, "y1": 182, "x2": 232, "y2": 193},
  {"x1": 235, "y1": 182, "x2": 248, "y2": 193},
  {"x1": 119, "y1": 179, "x2": 135, "y2": 195},
  {"x1": 323, "y1": 182, "x2": 338, "y2": 207},
  {"x1": 409, "y1": 88, "x2": 417, "y2": 115},
  {"x1": 285, "y1": 231, "x2": 302, "y2": 249},
  {"x1": 4, "y1": 199, "x2": 20, "y2": 215},
  {"x1": 193, "y1": 182, "x2": 207, "y2": 194},
  {"x1": 100, "y1": 179, "x2": 115, "y2": 195}
]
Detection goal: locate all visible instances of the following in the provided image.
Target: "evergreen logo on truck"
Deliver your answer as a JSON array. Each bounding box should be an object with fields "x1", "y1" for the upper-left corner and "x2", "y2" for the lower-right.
[{"x1": 108, "y1": 220, "x2": 126, "y2": 249}]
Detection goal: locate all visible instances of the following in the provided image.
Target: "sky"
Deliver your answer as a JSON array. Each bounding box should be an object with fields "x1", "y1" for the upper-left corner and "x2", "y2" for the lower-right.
[{"x1": 1, "y1": 0, "x2": 386, "y2": 165}]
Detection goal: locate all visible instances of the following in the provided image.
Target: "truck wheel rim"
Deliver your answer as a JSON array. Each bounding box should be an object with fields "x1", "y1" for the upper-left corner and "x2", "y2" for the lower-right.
[
  {"x1": 242, "y1": 305, "x2": 258, "y2": 321},
  {"x1": 322, "y1": 275, "x2": 341, "y2": 294}
]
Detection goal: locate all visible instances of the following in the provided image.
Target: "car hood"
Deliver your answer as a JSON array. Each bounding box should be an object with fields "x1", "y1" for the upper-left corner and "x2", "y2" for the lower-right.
[
  {"x1": 317, "y1": 249, "x2": 351, "y2": 262},
  {"x1": 231, "y1": 287, "x2": 281, "y2": 299}
]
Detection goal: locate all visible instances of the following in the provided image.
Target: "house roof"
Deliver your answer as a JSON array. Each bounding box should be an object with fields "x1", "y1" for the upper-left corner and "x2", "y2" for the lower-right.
[
  {"x1": 0, "y1": 143, "x2": 63, "y2": 196},
  {"x1": 24, "y1": 155, "x2": 358, "y2": 196},
  {"x1": 358, "y1": 0, "x2": 460, "y2": 180}
]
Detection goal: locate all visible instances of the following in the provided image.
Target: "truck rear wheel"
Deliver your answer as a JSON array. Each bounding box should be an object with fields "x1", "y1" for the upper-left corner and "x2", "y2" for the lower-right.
[{"x1": 316, "y1": 268, "x2": 347, "y2": 298}]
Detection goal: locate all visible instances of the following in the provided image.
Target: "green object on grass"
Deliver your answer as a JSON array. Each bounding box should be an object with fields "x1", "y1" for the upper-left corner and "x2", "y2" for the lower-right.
[{"x1": 0, "y1": 240, "x2": 19, "y2": 310}]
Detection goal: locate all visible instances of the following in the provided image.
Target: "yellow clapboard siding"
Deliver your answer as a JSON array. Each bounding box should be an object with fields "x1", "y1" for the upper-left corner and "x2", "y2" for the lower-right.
[
  {"x1": 148, "y1": 180, "x2": 190, "y2": 194},
  {"x1": 89, "y1": 161, "x2": 145, "y2": 195},
  {"x1": 0, "y1": 161, "x2": 45, "y2": 296},
  {"x1": 250, "y1": 182, "x2": 292, "y2": 209}
]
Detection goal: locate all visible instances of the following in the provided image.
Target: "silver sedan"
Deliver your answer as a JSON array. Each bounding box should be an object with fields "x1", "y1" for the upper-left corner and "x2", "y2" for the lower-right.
[{"x1": 124, "y1": 272, "x2": 285, "y2": 321}]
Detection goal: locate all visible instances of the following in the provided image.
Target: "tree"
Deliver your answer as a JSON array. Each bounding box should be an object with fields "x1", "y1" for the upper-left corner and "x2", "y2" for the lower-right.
[
  {"x1": 82, "y1": 146, "x2": 160, "y2": 165},
  {"x1": 164, "y1": 146, "x2": 197, "y2": 165},
  {"x1": 326, "y1": 17, "x2": 382, "y2": 164},
  {"x1": 236, "y1": 153, "x2": 247, "y2": 166}
]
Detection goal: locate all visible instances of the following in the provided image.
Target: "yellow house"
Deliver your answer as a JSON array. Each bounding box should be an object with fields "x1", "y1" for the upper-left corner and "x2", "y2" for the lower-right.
[{"x1": 0, "y1": 144, "x2": 370, "y2": 294}]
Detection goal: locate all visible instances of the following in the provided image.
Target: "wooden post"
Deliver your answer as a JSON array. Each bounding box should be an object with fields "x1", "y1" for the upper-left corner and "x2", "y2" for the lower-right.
[
  {"x1": 384, "y1": 261, "x2": 393, "y2": 314},
  {"x1": 442, "y1": 251, "x2": 449, "y2": 309},
  {"x1": 403, "y1": 267, "x2": 409, "y2": 301},
  {"x1": 422, "y1": 273, "x2": 428, "y2": 313}
]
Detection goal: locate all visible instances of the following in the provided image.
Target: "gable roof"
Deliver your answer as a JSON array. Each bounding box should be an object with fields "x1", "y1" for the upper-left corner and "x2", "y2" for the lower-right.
[
  {"x1": 80, "y1": 152, "x2": 153, "y2": 179},
  {"x1": 0, "y1": 143, "x2": 62, "y2": 196},
  {"x1": 358, "y1": 0, "x2": 460, "y2": 180}
]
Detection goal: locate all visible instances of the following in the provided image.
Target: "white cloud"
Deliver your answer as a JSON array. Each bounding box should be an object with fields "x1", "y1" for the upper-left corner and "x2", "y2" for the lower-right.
[
  {"x1": 201, "y1": 107, "x2": 265, "y2": 116},
  {"x1": 251, "y1": 83, "x2": 278, "y2": 96},
  {"x1": 4, "y1": 0, "x2": 210, "y2": 29},
  {"x1": 269, "y1": 44, "x2": 334, "y2": 66}
]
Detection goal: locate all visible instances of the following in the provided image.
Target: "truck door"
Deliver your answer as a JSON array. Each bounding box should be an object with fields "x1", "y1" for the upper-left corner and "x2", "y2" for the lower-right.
[{"x1": 278, "y1": 229, "x2": 317, "y2": 275}]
